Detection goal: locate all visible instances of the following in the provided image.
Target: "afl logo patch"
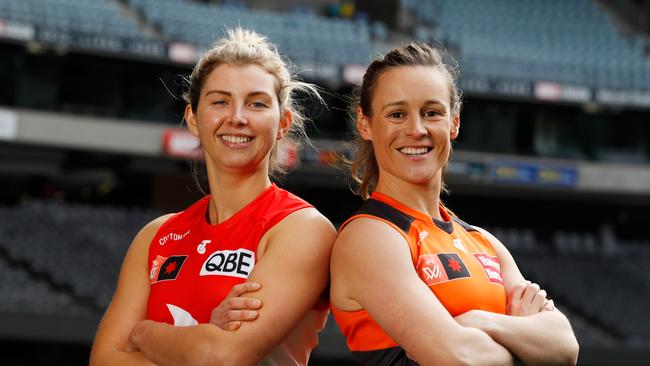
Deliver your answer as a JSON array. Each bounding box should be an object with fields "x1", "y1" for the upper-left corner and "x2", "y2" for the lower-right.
[
  {"x1": 200, "y1": 249, "x2": 255, "y2": 278},
  {"x1": 150, "y1": 255, "x2": 187, "y2": 284},
  {"x1": 417, "y1": 253, "x2": 471, "y2": 286}
]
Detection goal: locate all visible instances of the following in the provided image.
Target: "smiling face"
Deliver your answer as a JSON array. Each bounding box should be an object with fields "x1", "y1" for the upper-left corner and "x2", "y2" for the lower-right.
[
  {"x1": 185, "y1": 63, "x2": 290, "y2": 176},
  {"x1": 358, "y1": 65, "x2": 460, "y2": 188}
]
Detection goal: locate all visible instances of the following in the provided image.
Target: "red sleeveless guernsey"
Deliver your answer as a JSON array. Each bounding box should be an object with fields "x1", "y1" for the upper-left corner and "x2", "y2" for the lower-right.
[
  {"x1": 332, "y1": 192, "x2": 506, "y2": 365},
  {"x1": 147, "y1": 184, "x2": 329, "y2": 365}
]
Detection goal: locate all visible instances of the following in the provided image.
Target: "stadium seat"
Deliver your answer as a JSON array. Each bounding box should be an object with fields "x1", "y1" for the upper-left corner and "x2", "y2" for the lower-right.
[{"x1": 403, "y1": 0, "x2": 650, "y2": 90}]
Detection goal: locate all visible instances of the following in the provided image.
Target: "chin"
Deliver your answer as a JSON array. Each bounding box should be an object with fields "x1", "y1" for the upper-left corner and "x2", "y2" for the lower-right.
[{"x1": 402, "y1": 169, "x2": 440, "y2": 185}]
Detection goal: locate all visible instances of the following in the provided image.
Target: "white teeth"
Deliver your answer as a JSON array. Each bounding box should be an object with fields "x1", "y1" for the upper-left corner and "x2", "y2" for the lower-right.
[
  {"x1": 400, "y1": 147, "x2": 429, "y2": 155},
  {"x1": 221, "y1": 135, "x2": 252, "y2": 144}
]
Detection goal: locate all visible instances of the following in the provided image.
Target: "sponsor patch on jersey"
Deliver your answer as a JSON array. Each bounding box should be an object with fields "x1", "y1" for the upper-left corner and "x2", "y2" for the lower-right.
[
  {"x1": 417, "y1": 252, "x2": 471, "y2": 285},
  {"x1": 196, "y1": 239, "x2": 211, "y2": 254},
  {"x1": 150, "y1": 255, "x2": 187, "y2": 284},
  {"x1": 158, "y1": 229, "x2": 191, "y2": 246},
  {"x1": 200, "y1": 248, "x2": 255, "y2": 278},
  {"x1": 473, "y1": 253, "x2": 503, "y2": 285}
]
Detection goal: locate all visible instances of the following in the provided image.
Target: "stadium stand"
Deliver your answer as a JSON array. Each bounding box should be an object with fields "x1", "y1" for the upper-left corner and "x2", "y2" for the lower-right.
[
  {"x1": 0, "y1": 200, "x2": 160, "y2": 310},
  {"x1": 128, "y1": 0, "x2": 375, "y2": 65},
  {"x1": 403, "y1": 0, "x2": 650, "y2": 90},
  {"x1": 0, "y1": 0, "x2": 145, "y2": 40},
  {"x1": 500, "y1": 226, "x2": 650, "y2": 347},
  {"x1": 0, "y1": 252, "x2": 93, "y2": 317}
]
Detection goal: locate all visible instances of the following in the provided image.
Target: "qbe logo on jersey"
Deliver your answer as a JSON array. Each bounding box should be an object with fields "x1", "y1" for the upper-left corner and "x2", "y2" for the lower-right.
[{"x1": 200, "y1": 249, "x2": 255, "y2": 278}]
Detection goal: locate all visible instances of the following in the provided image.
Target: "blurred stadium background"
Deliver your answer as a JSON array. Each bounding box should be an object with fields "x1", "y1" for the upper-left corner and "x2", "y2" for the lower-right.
[{"x1": 1, "y1": 0, "x2": 649, "y2": 364}]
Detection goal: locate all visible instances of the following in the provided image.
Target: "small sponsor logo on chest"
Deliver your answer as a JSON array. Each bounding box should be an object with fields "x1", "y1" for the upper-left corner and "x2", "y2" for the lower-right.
[
  {"x1": 473, "y1": 253, "x2": 503, "y2": 284},
  {"x1": 158, "y1": 229, "x2": 191, "y2": 246},
  {"x1": 200, "y1": 249, "x2": 255, "y2": 278}
]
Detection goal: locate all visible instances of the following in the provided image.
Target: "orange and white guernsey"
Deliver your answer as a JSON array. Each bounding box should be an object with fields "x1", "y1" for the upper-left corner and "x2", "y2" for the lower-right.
[
  {"x1": 332, "y1": 192, "x2": 506, "y2": 365},
  {"x1": 147, "y1": 184, "x2": 329, "y2": 366}
]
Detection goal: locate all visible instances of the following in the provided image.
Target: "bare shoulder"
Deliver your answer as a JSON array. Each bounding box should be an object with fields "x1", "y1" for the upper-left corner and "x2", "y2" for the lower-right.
[
  {"x1": 333, "y1": 216, "x2": 409, "y2": 260},
  {"x1": 130, "y1": 213, "x2": 176, "y2": 252},
  {"x1": 143, "y1": 213, "x2": 176, "y2": 234},
  {"x1": 472, "y1": 225, "x2": 510, "y2": 253},
  {"x1": 115, "y1": 212, "x2": 177, "y2": 275},
  {"x1": 331, "y1": 217, "x2": 413, "y2": 284},
  {"x1": 258, "y1": 207, "x2": 336, "y2": 261},
  {"x1": 331, "y1": 217, "x2": 417, "y2": 311},
  {"x1": 270, "y1": 208, "x2": 335, "y2": 243},
  {"x1": 282, "y1": 207, "x2": 334, "y2": 229}
]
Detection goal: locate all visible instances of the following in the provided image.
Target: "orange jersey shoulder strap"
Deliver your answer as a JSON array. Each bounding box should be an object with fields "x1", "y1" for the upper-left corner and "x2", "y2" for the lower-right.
[{"x1": 338, "y1": 197, "x2": 418, "y2": 265}]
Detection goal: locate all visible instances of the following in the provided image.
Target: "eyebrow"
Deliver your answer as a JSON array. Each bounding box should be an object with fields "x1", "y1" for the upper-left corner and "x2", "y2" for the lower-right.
[
  {"x1": 203, "y1": 90, "x2": 273, "y2": 98},
  {"x1": 381, "y1": 99, "x2": 447, "y2": 112}
]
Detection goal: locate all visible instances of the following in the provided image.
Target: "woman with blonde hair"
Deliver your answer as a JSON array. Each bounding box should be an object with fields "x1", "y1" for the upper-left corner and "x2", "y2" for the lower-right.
[
  {"x1": 90, "y1": 28, "x2": 335, "y2": 366},
  {"x1": 329, "y1": 43, "x2": 579, "y2": 365}
]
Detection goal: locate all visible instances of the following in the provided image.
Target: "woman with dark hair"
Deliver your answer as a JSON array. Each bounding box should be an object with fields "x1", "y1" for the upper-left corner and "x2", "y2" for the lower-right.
[
  {"x1": 90, "y1": 28, "x2": 335, "y2": 366},
  {"x1": 329, "y1": 43, "x2": 579, "y2": 365}
]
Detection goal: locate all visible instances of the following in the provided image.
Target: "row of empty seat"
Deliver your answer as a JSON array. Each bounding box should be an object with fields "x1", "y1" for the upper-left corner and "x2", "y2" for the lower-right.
[
  {"x1": 404, "y1": 0, "x2": 650, "y2": 90},
  {"x1": 0, "y1": 253, "x2": 93, "y2": 317},
  {"x1": 128, "y1": 0, "x2": 375, "y2": 65},
  {"x1": 517, "y1": 253, "x2": 650, "y2": 344},
  {"x1": 0, "y1": 0, "x2": 146, "y2": 40},
  {"x1": 484, "y1": 224, "x2": 650, "y2": 344},
  {"x1": 1, "y1": 0, "x2": 648, "y2": 88},
  {"x1": 0, "y1": 199, "x2": 160, "y2": 309}
]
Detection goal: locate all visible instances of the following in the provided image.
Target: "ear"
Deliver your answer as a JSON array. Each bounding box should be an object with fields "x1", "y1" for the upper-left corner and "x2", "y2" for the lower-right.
[
  {"x1": 185, "y1": 104, "x2": 199, "y2": 137},
  {"x1": 450, "y1": 115, "x2": 460, "y2": 140},
  {"x1": 356, "y1": 107, "x2": 372, "y2": 141},
  {"x1": 277, "y1": 108, "x2": 293, "y2": 140}
]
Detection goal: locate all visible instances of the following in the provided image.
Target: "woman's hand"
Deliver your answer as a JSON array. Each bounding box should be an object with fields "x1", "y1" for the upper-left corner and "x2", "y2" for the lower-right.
[
  {"x1": 507, "y1": 281, "x2": 553, "y2": 316},
  {"x1": 209, "y1": 282, "x2": 263, "y2": 330}
]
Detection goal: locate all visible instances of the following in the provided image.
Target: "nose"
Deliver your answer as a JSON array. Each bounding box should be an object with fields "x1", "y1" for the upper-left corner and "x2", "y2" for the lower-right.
[
  {"x1": 227, "y1": 104, "x2": 248, "y2": 126},
  {"x1": 405, "y1": 115, "x2": 427, "y2": 138}
]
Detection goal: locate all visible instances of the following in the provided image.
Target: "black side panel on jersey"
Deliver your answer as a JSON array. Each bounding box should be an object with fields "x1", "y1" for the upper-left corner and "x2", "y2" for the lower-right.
[
  {"x1": 353, "y1": 347, "x2": 420, "y2": 366},
  {"x1": 355, "y1": 199, "x2": 414, "y2": 234},
  {"x1": 452, "y1": 216, "x2": 478, "y2": 232}
]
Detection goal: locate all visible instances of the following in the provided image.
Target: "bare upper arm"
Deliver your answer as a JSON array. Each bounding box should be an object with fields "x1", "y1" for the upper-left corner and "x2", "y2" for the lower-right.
[
  {"x1": 91, "y1": 213, "x2": 174, "y2": 358},
  {"x1": 208, "y1": 208, "x2": 336, "y2": 364},
  {"x1": 330, "y1": 218, "x2": 482, "y2": 364}
]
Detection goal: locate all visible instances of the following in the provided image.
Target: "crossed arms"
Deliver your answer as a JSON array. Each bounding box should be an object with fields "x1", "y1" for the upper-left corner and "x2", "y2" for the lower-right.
[
  {"x1": 90, "y1": 208, "x2": 335, "y2": 366},
  {"x1": 329, "y1": 219, "x2": 578, "y2": 366}
]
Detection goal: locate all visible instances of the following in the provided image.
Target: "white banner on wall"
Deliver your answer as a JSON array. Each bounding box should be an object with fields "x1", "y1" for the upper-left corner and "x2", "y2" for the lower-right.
[{"x1": 0, "y1": 109, "x2": 18, "y2": 141}]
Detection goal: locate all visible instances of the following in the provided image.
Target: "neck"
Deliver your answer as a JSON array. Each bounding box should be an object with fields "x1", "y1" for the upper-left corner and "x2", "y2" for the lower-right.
[
  {"x1": 204, "y1": 161, "x2": 272, "y2": 225},
  {"x1": 375, "y1": 172, "x2": 443, "y2": 220}
]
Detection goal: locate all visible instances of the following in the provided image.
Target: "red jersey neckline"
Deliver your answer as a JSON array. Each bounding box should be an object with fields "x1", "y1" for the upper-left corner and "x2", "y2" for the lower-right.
[{"x1": 200, "y1": 183, "x2": 277, "y2": 230}]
